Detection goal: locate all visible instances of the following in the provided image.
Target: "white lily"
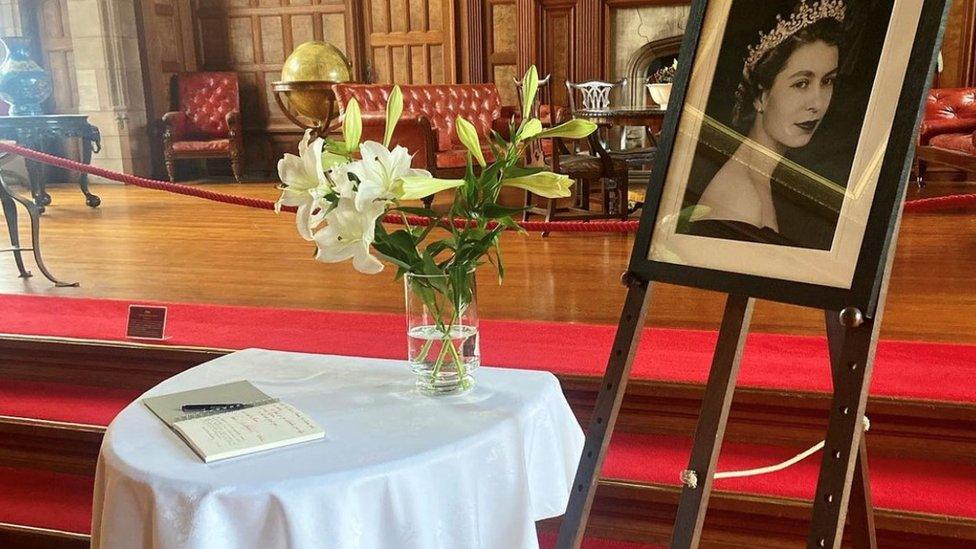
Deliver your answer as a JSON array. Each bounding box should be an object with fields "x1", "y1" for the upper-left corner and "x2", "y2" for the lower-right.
[
  {"x1": 276, "y1": 130, "x2": 328, "y2": 240},
  {"x1": 313, "y1": 198, "x2": 386, "y2": 274},
  {"x1": 351, "y1": 141, "x2": 431, "y2": 211}
]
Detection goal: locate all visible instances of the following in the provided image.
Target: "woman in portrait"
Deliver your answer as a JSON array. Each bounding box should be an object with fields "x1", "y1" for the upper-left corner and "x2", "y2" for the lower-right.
[{"x1": 686, "y1": 0, "x2": 847, "y2": 247}]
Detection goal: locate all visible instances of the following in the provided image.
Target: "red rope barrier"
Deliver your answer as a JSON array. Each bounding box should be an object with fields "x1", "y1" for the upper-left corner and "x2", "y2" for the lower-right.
[{"x1": 0, "y1": 140, "x2": 971, "y2": 234}]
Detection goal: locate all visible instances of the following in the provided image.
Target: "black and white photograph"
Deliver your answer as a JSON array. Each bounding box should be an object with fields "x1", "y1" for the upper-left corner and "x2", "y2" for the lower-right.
[{"x1": 647, "y1": 0, "x2": 928, "y2": 290}]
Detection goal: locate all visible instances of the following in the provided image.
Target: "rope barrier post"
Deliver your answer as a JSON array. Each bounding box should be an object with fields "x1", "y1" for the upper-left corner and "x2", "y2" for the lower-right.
[
  {"x1": 556, "y1": 272, "x2": 653, "y2": 549},
  {"x1": 670, "y1": 294, "x2": 755, "y2": 549}
]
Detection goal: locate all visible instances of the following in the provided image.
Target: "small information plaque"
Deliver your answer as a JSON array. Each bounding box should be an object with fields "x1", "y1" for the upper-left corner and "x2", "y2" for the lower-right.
[{"x1": 126, "y1": 305, "x2": 168, "y2": 340}]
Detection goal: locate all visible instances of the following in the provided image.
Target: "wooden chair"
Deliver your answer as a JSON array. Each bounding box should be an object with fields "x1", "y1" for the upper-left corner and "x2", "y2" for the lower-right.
[
  {"x1": 162, "y1": 72, "x2": 244, "y2": 182},
  {"x1": 560, "y1": 80, "x2": 630, "y2": 221},
  {"x1": 516, "y1": 75, "x2": 626, "y2": 233}
]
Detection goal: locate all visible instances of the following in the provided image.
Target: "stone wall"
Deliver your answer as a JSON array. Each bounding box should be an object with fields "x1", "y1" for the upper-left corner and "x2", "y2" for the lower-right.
[
  {"x1": 609, "y1": 5, "x2": 689, "y2": 84},
  {"x1": 64, "y1": 0, "x2": 150, "y2": 177},
  {"x1": 0, "y1": 0, "x2": 22, "y2": 36}
]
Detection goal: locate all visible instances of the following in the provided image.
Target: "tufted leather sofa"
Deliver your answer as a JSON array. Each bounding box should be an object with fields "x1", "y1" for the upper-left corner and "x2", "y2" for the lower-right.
[
  {"x1": 333, "y1": 84, "x2": 516, "y2": 204},
  {"x1": 162, "y1": 72, "x2": 243, "y2": 182},
  {"x1": 916, "y1": 87, "x2": 976, "y2": 185}
]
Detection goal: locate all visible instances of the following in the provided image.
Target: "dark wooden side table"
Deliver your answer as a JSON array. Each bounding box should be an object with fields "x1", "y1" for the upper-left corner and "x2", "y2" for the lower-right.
[{"x1": 0, "y1": 115, "x2": 102, "y2": 213}]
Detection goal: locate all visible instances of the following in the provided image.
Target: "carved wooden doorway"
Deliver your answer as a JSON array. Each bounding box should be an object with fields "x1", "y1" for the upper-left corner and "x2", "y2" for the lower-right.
[{"x1": 360, "y1": 0, "x2": 458, "y2": 84}]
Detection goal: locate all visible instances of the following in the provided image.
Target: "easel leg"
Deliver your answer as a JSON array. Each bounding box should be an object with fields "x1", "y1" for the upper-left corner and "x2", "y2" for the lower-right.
[
  {"x1": 670, "y1": 294, "x2": 755, "y2": 549},
  {"x1": 820, "y1": 310, "x2": 877, "y2": 549},
  {"x1": 556, "y1": 274, "x2": 654, "y2": 549}
]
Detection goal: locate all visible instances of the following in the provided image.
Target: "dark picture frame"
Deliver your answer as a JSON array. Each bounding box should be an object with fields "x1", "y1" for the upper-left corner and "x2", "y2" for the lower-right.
[{"x1": 630, "y1": 0, "x2": 951, "y2": 315}]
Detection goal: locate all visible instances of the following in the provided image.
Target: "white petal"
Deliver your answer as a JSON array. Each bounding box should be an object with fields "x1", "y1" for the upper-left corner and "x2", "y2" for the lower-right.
[
  {"x1": 294, "y1": 200, "x2": 316, "y2": 241},
  {"x1": 359, "y1": 141, "x2": 390, "y2": 164},
  {"x1": 315, "y1": 241, "x2": 357, "y2": 263},
  {"x1": 352, "y1": 248, "x2": 384, "y2": 274},
  {"x1": 355, "y1": 181, "x2": 385, "y2": 212}
]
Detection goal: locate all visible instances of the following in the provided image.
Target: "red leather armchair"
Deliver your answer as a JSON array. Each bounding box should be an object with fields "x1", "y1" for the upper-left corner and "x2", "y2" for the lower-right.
[
  {"x1": 333, "y1": 83, "x2": 515, "y2": 177},
  {"x1": 162, "y1": 72, "x2": 243, "y2": 182},
  {"x1": 916, "y1": 87, "x2": 976, "y2": 185}
]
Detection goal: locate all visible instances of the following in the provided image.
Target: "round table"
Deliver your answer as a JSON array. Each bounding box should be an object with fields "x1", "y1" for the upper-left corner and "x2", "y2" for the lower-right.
[{"x1": 92, "y1": 348, "x2": 584, "y2": 549}]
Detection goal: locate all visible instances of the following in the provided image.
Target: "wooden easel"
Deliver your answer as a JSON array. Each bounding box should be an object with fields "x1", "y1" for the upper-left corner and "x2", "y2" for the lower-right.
[
  {"x1": 554, "y1": 269, "x2": 888, "y2": 549},
  {"x1": 551, "y1": 1, "x2": 947, "y2": 545}
]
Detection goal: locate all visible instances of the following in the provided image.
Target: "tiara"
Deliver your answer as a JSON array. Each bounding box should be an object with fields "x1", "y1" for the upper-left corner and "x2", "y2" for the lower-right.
[{"x1": 743, "y1": 0, "x2": 846, "y2": 76}]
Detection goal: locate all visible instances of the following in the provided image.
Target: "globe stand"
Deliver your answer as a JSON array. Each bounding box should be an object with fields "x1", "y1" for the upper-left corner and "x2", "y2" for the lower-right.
[{"x1": 271, "y1": 80, "x2": 342, "y2": 139}]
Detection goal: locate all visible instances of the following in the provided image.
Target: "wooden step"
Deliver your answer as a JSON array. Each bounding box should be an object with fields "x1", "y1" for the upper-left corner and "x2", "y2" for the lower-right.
[
  {"x1": 0, "y1": 466, "x2": 91, "y2": 549},
  {"x1": 2, "y1": 336, "x2": 974, "y2": 464}
]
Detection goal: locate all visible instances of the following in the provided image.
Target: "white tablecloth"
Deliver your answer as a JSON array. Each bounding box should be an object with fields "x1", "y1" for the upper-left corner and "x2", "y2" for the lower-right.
[{"x1": 91, "y1": 348, "x2": 584, "y2": 549}]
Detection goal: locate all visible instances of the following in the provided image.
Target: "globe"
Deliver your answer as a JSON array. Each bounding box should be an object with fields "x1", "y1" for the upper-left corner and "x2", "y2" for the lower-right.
[{"x1": 279, "y1": 41, "x2": 352, "y2": 123}]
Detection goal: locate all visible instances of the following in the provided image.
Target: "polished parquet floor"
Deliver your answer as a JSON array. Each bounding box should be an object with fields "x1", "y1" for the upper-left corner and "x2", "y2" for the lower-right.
[{"x1": 1, "y1": 179, "x2": 975, "y2": 343}]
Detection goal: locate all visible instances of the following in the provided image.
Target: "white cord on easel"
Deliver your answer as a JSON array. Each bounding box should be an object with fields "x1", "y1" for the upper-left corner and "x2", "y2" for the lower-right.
[
  {"x1": 714, "y1": 440, "x2": 826, "y2": 479},
  {"x1": 681, "y1": 417, "x2": 870, "y2": 487}
]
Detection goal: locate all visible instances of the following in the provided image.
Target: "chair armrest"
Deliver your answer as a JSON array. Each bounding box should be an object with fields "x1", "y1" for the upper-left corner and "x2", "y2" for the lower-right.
[
  {"x1": 162, "y1": 111, "x2": 187, "y2": 143},
  {"x1": 359, "y1": 112, "x2": 437, "y2": 171},
  {"x1": 919, "y1": 117, "x2": 976, "y2": 145}
]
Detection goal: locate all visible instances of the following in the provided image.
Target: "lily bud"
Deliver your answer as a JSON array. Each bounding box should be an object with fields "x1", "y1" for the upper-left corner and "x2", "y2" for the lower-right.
[
  {"x1": 344, "y1": 99, "x2": 362, "y2": 153},
  {"x1": 502, "y1": 171, "x2": 573, "y2": 198},
  {"x1": 384, "y1": 86, "x2": 404, "y2": 147},
  {"x1": 535, "y1": 119, "x2": 598, "y2": 139},
  {"x1": 399, "y1": 176, "x2": 465, "y2": 200},
  {"x1": 520, "y1": 65, "x2": 539, "y2": 120},
  {"x1": 455, "y1": 116, "x2": 486, "y2": 167}
]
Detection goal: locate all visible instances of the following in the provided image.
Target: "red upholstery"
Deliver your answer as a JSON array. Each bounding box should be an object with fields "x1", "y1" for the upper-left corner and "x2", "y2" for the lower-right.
[
  {"x1": 335, "y1": 84, "x2": 504, "y2": 152},
  {"x1": 919, "y1": 87, "x2": 976, "y2": 146},
  {"x1": 435, "y1": 146, "x2": 496, "y2": 169},
  {"x1": 176, "y1": 72, "x2": 240, "y2": 139},
  {"x1": 928, "y1": 132, "x2": 976, "y2": 155},
  {"x1": 171, "y1": 139, "x2": 231, "y2": 154},
  {"x1": 162, "y1": 72, "x2": 243, "y2": 181}
]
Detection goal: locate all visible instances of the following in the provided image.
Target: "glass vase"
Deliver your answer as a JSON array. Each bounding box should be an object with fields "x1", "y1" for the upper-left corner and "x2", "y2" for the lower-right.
[{"x1": 404, "y1": 271, "x2": 480, "y2": 395}]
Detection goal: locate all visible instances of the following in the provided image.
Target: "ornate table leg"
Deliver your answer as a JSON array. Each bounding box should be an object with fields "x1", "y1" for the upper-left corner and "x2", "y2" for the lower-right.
[
  {"x1": 22, "y1": 134, "x2": 51, "y2": 214},
  {"x1": 0, "y1": 183, "x2": 32, "y2": 279},
  {"x1": 80, "y1": 126, "x2": 102, "y2": 207}
]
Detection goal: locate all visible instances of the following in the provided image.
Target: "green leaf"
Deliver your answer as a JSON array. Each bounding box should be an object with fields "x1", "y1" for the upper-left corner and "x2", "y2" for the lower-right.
[{"x1": 482, "y1": 203, "x2": 528, "y2": 219}]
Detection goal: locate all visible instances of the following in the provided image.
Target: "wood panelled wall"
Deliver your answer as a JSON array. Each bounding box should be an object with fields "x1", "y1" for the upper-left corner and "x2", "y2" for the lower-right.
[
  {"x1": 189, "y1": 0, "x2": 359, "y2": 172},
  {"x1": 517, "y1": 0, "x2": 691, "y2": 104},
  {"x1": 364, "y1": 0, "x2": 456, "y2": 85},
  {"x1": 26, "y1": 0, "x2": 976, "y2": 175},
  {"x1": 940, "y1": 0, "x2": 976, "y2": 89},
  {"x1": 35, "y1": 0, "x2": 77, "y2": 114}
]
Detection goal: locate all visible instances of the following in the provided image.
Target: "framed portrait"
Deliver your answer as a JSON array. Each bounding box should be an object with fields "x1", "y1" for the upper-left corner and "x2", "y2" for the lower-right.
[{"x1": 630, "y1": 0, "x2": 950, "y2": 313}]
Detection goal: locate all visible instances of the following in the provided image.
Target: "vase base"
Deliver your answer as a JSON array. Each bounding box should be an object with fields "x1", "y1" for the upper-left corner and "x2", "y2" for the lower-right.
[
  {"x1": 9, "y1": 104, "x2": 44, "y2": 116},
  {"x1": 415, "y1": 373, "x2": 475, "y2": 396}
]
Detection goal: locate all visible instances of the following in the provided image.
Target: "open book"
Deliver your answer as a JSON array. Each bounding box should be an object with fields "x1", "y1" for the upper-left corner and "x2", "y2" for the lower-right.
[{"x1": 143, "y1": 381, "x2": 324, "y2": 463}]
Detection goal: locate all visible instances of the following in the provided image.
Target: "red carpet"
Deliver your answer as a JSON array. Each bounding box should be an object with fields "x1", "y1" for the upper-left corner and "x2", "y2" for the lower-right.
[
  {"x1": 2, "y1": 294, "x2": 974, "y2": 403},
  {"x1": 604, "y1": 432, "x2": 976, "y2": 519},
  {"x1": 2, "y1": 294, "x2": 976, "y2": 403},
  {"x1": 0, "y1": 466, "x2": 93, "y2": 534},
  {"x1": 0, "y1": 379, "x2": 142, "y2": 426}
]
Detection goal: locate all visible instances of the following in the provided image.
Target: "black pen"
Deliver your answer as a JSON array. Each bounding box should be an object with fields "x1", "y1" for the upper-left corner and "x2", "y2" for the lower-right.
[{"x1": 181, "y1": 402, "x2": 247, "y2": 413}]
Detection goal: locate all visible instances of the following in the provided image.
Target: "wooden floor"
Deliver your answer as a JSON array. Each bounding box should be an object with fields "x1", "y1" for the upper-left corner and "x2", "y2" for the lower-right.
[{"x1": 1, "y1": 179, "x2": 975, "y2": 343}]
